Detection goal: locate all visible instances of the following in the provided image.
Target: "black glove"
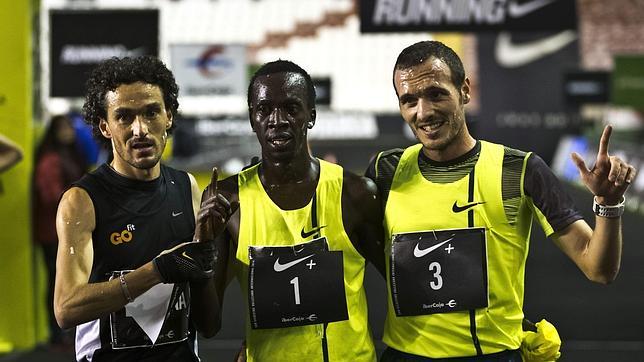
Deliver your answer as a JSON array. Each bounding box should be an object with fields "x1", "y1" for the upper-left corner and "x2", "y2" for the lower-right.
[{"x1": 153, "y1": 241, "x2": 217, "y2": 283}]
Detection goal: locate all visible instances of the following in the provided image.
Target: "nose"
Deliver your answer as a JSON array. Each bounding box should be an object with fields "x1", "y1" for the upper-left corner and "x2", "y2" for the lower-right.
[
  {"x1": 416, "y1": 98, "x2": 435, "y2": 124},
  {"x1": 267, "y1": 107, "x2": 288, "y2": 129},
  {"x1": 131, "y1": 116, "x2": 148, "y2": 138}
]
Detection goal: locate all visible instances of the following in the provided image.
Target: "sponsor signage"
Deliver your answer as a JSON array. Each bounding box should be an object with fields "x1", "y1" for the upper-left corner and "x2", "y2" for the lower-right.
[
  {"x1": 611, "y1": 55, "x2": 644, "y2": 109},
  {"x1": 170, "y1": 44, "x2": 247, "y2": 97},
  {"x1": 359, "y1": 0, "x2": 577, "y2": 33},
  {"x1": 50, "y1": 9, "x2": 159, "y2": 97},
  {"x1": 475, "y1": 31, "x2": 581, "y2": 164},
  {"x1": 563, "y1": 71, "x2": 610, "y2": 105}
]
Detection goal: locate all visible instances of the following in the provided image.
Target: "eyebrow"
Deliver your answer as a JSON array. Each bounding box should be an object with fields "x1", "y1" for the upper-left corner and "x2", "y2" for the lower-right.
[{"x1": 113, "y1": 102, "x2": 163, "y2": 114}]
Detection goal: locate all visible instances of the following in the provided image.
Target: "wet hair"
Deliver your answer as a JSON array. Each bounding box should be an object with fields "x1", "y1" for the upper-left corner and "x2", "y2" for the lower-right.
[
  {"x1": 247, "y1": 60, "x2": 316, "y2": 109},
  {"x1": 393, "y1": 40, "x2": 465, "y2": 91},
  {"x1": 81, "y1": 56, "x2": 179, "y2": 148}
]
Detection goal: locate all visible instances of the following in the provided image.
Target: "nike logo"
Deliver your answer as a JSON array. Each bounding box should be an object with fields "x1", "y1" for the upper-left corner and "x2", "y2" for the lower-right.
[
  {"x1": 172, "y1": 211, "x2": 183, "y2": 217},
  {"x1": 301, "y1": 225, "x2": 326, "y2": 239},
  {"x1": 508, "y1": 0, "x2": 556, "y2": 18},
  {"x1": 273, "y1": 255, "x2": 314, "y2": 272},
  {"x1": 413, "y1": 237, "x2": 455, "y2": 258},
  {"x1": 495, "y1": 30, "x2": 577, "y2": 68},
  {"x1": 452, "y1": 201, "x2": 485, "y2": 213},
  {"x1": 182, "y1": 251, "x2": 194, "y2": 261}
]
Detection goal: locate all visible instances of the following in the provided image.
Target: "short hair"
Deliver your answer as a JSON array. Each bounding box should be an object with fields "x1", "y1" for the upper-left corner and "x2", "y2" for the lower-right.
[
  {"x1": 247, "y1": 60, "x2": 316, "y2": 109},
  {"x1": 82, "y1": 56, "x2": 180, "y2": 148},
  {"x1": 393, "y1": 41, "x2": 465, "y2": 91}
]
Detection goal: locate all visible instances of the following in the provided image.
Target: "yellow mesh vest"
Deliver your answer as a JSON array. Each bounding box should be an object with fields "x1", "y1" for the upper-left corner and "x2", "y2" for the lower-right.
[
  {"x1": 383, "y1": 142, "x2": 535, "y2": 358},
  {"x1": 236, "y1": 160, "x2": 376, "y2": 362}
]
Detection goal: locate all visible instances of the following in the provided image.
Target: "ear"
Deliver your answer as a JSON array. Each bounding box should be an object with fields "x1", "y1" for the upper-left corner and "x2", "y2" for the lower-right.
[
  {"x1": 461, "y1": 77, "x2": 471, "y2": 105},
  {"x1": 166, "y1": 111, "x2": 173, "y2": 130},
  {"x1": 307, "y1": 109, "x2": 316, "y2": 129},
  {"x1": 99, "y1": 119, "x2": 112, "y2": 139}
]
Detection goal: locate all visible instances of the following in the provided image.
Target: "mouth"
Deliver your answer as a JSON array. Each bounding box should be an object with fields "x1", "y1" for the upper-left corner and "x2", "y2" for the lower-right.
[
  {"x1": 131, "y1": 140, "x2": 155, "y2": 154},
  {"x1": 417, "y1": 120, "x2": 446, "y2": 136},
  {"x1": 267, "y1": 133, "x2": 293, "y2": 147}
]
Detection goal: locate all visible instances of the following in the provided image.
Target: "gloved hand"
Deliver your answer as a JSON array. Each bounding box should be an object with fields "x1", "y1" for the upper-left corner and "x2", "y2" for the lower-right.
[{"x1": 153, "y1": 241, "x2": 217, "y2": 283}]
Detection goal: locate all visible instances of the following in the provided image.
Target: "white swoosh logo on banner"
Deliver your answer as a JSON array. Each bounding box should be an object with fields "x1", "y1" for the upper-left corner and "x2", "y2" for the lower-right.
[
  {"x1": 508, "y1": 0, "x2": 556, "y2": 18},
  {"x1": 273, "y1": 255, "x2": 314, "y2": 272},
  {"x1": 495, "y1": 30, "x2": 577, "y2": 68},
  {"x1": 413, "y1": 237, "x2": 454, "y2": 258}
]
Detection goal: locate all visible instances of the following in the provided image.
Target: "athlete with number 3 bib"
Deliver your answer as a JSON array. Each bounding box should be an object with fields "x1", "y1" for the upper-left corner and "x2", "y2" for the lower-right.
[
  {"x1": 205, "y1": 60, "x2": 385, "y2": 361},
  {"x1": 365, "y1": 41, "x2": 637, "y2": 361}
]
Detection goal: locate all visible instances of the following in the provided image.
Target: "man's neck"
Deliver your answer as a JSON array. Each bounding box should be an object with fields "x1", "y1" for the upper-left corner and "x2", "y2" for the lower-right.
[
  {"x1": 423, "y1": 133, "x2": 477, "y2": 163},
  {"x1": 259, "y1": 153, "x2": 317, "y2": 186},
  {"x1": 110, "y1": 157, "x2": 160, "y2": 181}
]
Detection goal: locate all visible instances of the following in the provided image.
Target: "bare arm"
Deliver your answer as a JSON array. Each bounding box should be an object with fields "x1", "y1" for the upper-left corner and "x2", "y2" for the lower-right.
[
  {"x1": 553, "y1": 125, "x2": 637, "y2": 284},
  {"x1": 0, "y1": 133, "x2": 23, "y2": 173},
  {"x1": 342, "y1": 172, "x2": 386, "y2": 278},
  {"x1": 188, "y1": 170, "x2": 222, "y2": 338},
  {"x1": 54, "y1": 187, "x2": 163, "y2": 329}
]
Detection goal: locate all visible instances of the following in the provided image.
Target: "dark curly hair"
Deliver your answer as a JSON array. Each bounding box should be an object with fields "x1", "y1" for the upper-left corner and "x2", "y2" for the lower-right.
[
  {"x1": 393, "y1": 41, "x2": 465, "y2": 94},
  {"x1": 247, "y1": 59, "x2": 316, "y2": 110},
  {"x1": 82, "y1": 56, "x2": 180, "y2": 148}
]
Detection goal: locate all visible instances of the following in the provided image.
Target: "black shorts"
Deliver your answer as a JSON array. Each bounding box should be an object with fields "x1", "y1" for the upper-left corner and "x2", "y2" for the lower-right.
[{"x1": 380, "y1": 347, "x2": 522, "y2": 362}]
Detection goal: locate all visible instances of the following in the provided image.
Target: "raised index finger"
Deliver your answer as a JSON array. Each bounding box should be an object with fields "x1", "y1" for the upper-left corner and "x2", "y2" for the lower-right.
[
  {"x1": 209, "y1": 166, "x2": 219, "y2": 198},
  {"x1": 597, "y1": 125, "x2": 612, "y2": 158}
]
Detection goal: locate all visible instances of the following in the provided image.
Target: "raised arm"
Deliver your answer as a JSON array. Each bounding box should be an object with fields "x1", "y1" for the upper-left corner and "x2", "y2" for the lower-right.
[
  {"x1": 554, "y1": 125, "x2": 637, "y2": 284},
  {"x1": 190, "y1": 168, "x2": 238, "y2": 337},
  {"x1": 54, "y1": 187, "x2": 163, "y2": 329}
]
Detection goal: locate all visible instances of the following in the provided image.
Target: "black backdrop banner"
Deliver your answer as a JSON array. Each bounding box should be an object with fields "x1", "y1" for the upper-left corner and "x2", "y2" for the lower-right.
[
  {"x1": 50, "y1": 9, "x2": 159, "y2": 98},
  {"x1": 359, "y1": 0, "x2": 577, "y2": 33},
  {"x1": 474, "y1": 31, "x2": 581, "y2": 164}
]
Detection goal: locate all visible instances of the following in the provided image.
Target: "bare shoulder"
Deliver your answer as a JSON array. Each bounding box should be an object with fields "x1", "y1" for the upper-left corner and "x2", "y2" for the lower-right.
[
  {"x1": 57, "y1": 187, "x2": 96, "y2": 241},
  {"x1": 342, "y1": 170, "x2": 378, "y2": 205}
]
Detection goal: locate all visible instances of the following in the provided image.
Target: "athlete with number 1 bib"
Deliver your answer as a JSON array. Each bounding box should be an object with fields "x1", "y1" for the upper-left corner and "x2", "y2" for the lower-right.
[
  {"x1": 365, "y1": 41, "x2": 637, "y2": 361},
  {"x1": 205, "y1": 60, "x2": 385, "y2": 361}
]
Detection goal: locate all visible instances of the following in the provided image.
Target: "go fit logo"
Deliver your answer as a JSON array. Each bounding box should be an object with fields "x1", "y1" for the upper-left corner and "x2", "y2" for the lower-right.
[{"x1": 110, "y1": 224, "x2": 136, "y2": 245}]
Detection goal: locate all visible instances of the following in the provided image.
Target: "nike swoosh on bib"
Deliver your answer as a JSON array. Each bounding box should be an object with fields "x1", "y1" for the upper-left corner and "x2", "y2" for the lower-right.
[
  {"x1": 452, "y1": 201, "x2": 485, "y2": 213},
  {"x1": 301, "y1": 225, "x2": 326, "y2": 238},
  {"x1": 413, "y1": 237, "x2": 455, "y2": 258},
  {"x1": 273, "y1": 255, "x2": 314, "y2": 272},
  {"x1": 508, "y1": 0, "x2": 556, "y2": 18},
  {"x1": 495, "y1": 30, "x2": 577, "y2": 68}
]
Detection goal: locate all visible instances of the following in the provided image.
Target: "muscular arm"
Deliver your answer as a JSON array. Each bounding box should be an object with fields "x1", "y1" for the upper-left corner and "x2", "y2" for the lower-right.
[
  {"x1": 342, "y1": 171, "x2": 386, "y2": 278},
  {"x1": 537, "y1": 126, "x2": 636, "y2": 284},
  {"x1": 0, "y1": 133, "x2": 23, "y2": 173},
  {"x1": 552, "y1": 218, "x2": 621, "y2": 284},
  {"x1": 188, "y1": 173, "x2": 222, "y2": 338},
  {"x1": 54, "y1": 187, "x2": 163, "y2": 329}
]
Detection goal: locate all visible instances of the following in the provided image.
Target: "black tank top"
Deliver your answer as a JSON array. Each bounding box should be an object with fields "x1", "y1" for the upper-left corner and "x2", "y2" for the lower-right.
[{"x1": 72, "y1": 163, "x2": 199, "y2": 362}]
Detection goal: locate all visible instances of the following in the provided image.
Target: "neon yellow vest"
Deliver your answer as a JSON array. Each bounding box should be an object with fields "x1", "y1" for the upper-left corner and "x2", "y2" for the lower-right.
[
  {"x1": 383, "y1": 142, "x2": 549, "y2": 358},
  {"x1": 236, "y1": 160, "x2": 376, "y2": 362}
]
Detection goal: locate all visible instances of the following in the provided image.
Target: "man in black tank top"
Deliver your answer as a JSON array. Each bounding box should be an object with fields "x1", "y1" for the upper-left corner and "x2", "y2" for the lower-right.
[{"x1": 54, "y1": 56, "x2": 233, "y2": 362}]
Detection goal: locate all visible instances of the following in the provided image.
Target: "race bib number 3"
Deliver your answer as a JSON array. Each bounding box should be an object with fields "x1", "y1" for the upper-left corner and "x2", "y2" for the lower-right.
[
  {"x1": 390, "y1": 228, "x2": 488, "y2": 316},
  {"x1": 248, "y1": 237, "x2": 348, "y2": 329}
]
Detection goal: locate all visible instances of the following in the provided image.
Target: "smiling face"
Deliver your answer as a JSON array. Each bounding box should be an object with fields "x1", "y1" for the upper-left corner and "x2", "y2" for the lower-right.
[
  {"x1": 394, "y1": 57, "x2": 472, "y2": 161},
  {"x1": 249, "y1": 71, "x2": 315, "y2": 163},
  {"x1": 99, "y1": 81, "x2": 172, "y2": 178}
]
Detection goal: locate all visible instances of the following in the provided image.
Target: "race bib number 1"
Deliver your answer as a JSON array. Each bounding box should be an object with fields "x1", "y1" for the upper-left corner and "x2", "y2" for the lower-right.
[
  {"x1": 390, "y1": 227, "x2": 488, "y2": 316},
  {"x1": 248, "y1": 237, "x2": 348, "y2": 329}
]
